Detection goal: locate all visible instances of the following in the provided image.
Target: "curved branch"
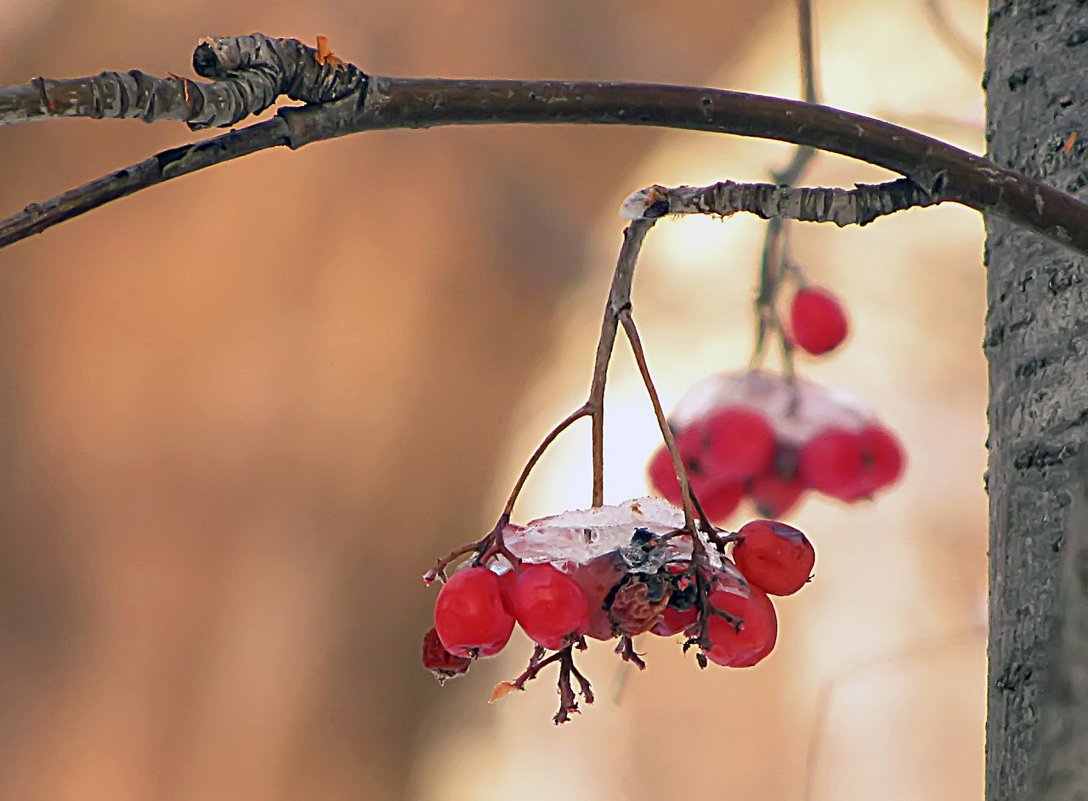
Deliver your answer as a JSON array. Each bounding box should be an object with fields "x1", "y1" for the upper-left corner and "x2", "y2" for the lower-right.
[
  {"x1": 1, "y1": 36, "x2": 1086, "y2": 254},
  {"x1": 0, "y1": 119, "x2": 290, "y2": 247}
]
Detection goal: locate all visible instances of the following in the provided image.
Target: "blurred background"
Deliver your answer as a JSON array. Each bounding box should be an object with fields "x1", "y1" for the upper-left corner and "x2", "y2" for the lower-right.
[{"x1": 0, "y1": 1, "x2": 986, "y2": 799}]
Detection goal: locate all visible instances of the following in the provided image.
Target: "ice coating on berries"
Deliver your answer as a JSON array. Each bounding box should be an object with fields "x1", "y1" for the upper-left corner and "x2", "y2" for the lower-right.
[
  {"x1": 733, "y1": 520, "x2": 815, "y2": 596},
  {"x1": 496, "y1": 497, "x2": 731, "y2": 572},
  {"x1": 511, "y1": 564, "x2": 591, "y2": 650},
  {"x1": 434, "y1": 567, "x2": 516, "y2": 657},
  {"x1": 790, "y1": 286, "x2": 849, "y2": 355},
  {"x1": 667, "y1": 370, "x2": 872, "y2": 446}
]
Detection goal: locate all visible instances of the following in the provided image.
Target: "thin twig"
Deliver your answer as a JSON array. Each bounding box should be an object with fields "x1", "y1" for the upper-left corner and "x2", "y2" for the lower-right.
[
  {"x1": 618, "y1": 310, "x2": 695, "y2": 532},
  {"x1": 501, "y1": 405, "x2": 592, "y2": 517},
  {"x1": 803, "y1": 628, "x2": 984, "y2": 801},
  {"x1": 614, "y1": 635, "x2": 647, "y2": 670},
  {"x1": 754, "y1": 0, "x2": 819, "y2": 371},
  {"x1": 920, "y1": 0, "x2": 984, "y2": 75},
  {"x1": 588, "y1": 219, "x2": 655, "y2": 506},
  {"x1": 423, "y1": 221, "x2": 655, "y2": 578}
]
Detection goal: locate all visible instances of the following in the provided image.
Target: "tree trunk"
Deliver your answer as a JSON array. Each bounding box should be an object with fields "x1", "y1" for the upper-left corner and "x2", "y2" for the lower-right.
[{"x1": 985, "y1": 2, "x2": 1088, "y2": 799}]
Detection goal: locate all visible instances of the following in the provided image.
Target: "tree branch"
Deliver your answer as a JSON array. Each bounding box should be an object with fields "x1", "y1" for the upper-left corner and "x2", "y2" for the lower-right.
[
  {"x1": 620, "y1": 178, "x2": 941, "y2": 227},
  {"x1": 0, "y1": 34, "x2": 365, "y2": 129},
  {"x1": 2, "y1": 35, "x2": 1087, "y2": 255}
]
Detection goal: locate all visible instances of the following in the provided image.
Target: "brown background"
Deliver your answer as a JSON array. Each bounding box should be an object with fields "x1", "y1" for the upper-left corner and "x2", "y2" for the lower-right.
[{"x1": 0, "y1": 1, "x2": 987, "y2": 799}]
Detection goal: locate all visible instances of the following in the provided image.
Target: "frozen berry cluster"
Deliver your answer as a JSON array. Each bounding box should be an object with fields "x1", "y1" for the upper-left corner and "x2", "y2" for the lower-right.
[
  {"x1": 647, "y1": 370, "x2": 904, "y2": 522},
  {"x1": 422, "y1": 499, "x2": 815, "y2": 722}
]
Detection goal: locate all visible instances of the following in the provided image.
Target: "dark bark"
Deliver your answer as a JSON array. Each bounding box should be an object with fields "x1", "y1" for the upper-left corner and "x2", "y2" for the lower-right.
[{"x1": 985, "y1": 2, "x2": 1088, "y2": 799}]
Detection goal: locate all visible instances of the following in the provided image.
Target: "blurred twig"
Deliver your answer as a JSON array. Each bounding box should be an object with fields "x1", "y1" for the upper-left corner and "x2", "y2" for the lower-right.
[
  {"x1": 920, "y1": 0, "x2": 984, "y2": 75},
  {"x1": 752, "y1": 0, "x2": 819, "y2": 372}
]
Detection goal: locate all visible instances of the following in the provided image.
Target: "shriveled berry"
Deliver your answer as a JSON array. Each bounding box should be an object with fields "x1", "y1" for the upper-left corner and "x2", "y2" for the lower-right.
[
  {"x1": 701, "y1": 407, "x2": 777, "y2": 482},
  {"x1": 422, "y1": 627, "x2": 473, "y2": 681},
  {"x1": 733, "y1": 519, "x2": 815, "y2": 596},
  {"x1": 512, "y1": 563, "x2": 591, "y2": 650},
  {"x1": 790, "y1": 286, "x2": 849, "y2": 355},
  {"x1": 704, "y1": 584, "x2": 778, "y2": 667},
  {"x1": 799, "y1": 427, "x2": 865, "y2": 500},
  {"x1": 434, "y1": 567, "x2": 516, "y2": 657},
  {"x1": 608, "y1": 575, "x2": 672, "y2": 636},
  {"x1": 749, "y1": 471, "x2": 806, "y2": 517}
]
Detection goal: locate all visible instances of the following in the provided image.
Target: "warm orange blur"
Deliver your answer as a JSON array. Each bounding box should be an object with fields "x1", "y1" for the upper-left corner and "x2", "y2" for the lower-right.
[{"x1": 0, "y1": 1, "x2": 985, "y2": 800}]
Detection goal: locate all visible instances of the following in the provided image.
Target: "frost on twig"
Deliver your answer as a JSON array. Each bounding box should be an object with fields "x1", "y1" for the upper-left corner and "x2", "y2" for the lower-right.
[
  {"x1": 621, "y1": 178, "x2": 941, "y2": 227},
  {"x1": 0, "y1": 34, "x2": 366, "y2": 129}
]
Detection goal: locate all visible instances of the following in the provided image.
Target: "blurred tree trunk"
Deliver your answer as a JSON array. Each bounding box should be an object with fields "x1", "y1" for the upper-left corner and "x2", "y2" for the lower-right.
[{"x1": 984, "y1": 2, "x2": 1088, "y2": 799}]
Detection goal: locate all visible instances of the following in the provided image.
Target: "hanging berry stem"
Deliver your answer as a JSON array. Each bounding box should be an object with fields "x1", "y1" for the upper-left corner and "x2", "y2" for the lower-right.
[
  {"x1": 589, "y1": 219, "x2": 656, "y2": 506},
  {"x1": 619, "y1": 309, "x2": 697, "y2": 533}
]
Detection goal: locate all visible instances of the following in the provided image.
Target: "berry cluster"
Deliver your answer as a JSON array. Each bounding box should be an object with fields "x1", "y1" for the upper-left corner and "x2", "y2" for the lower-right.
[
  {"x1": 647, "y1": 370, "x2": 904, "y2": 521},
  {"x1": 422, "y1": 499, "x2": 815, "y2": 722}
]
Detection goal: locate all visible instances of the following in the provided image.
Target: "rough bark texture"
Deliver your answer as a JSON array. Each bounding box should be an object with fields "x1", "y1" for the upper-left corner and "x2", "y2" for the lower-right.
[{"x1": 985, "y1": 2, "x2": 1088, "y2": 799}]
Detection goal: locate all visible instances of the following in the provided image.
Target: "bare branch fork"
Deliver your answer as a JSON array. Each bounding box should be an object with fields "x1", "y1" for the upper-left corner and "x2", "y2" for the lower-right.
[{"x1": 2, "y1": 33, "x2": 1088, "y2": 254}]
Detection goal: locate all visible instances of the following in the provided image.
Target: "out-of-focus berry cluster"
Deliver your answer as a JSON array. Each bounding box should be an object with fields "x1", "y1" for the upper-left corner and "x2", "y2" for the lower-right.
[{"x1": 647, "y1": 370, "x2": 905, "y2": 521}]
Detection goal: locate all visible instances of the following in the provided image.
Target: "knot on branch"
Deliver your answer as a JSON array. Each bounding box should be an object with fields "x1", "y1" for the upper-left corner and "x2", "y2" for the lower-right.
[{"x1": 189, "y1": 34, "x2": 367, "y2": 129}]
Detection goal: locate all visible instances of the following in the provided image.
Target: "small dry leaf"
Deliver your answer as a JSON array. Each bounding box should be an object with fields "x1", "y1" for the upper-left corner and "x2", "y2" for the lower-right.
[
  {"x1": 1062, "y1": 131, "x2": 1078, "y2": 153},
  {"x1": 315, "y1": 35, "x2": 344, "y2": 67},
  {"x1": 489, "y1": 681, "x2": 519, "y2": 703}
]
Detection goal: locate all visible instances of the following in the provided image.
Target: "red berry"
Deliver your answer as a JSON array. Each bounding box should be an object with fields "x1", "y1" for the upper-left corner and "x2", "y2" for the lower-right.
[
  {"x1": 857, "y1": 424, "x2": 905, "y2": 494},
  {"x1": 790, "y1": 286, "x2": 849, "y2": 355},
  {"x1": 799, "y1": 427, "x2": 865, "y2": 500},
  {"x1": 646, "y1": 426, "x2": 705, "y2": 504},
  {"x1": 421, "y1": 627, "x2": 472, "y2": 680},
  {"x1": 699, "y1": 481, "x2": 745, "y2": 523},
  {"x1": 647, "y1": 445, "x2": 684, "y2": 504},
  {"x1": 512, "y1": 564, "x2": 591, "y2": 650},
  {"x1": 496, "y1": 568, "x2": 519, "y2": 610},
  {"x1": 704, "y1": 584, "x2": 778, "y2": 667},
  {"x1": 702, "y1": 407, "x2": 777, "y2": 482},
  {"x1": 651, "y1": 605, "x2": 698, "y2": 636},
  {"x1": 749, "y1": 471, "x2": 806, "y2": 517},
  {"x1": 648, "y1": 428, "x2": 741, "y2": 519},
  {"x1": 433, "y1": 567, "x2": 516, "y2": 657},
  {"x1": 732, "y1": 519, "x2": 815, "y2": 596},
  {"x1": 569, "y1": 553, "x2": 625, "y2": 641}
]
